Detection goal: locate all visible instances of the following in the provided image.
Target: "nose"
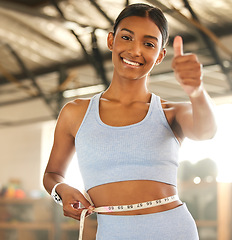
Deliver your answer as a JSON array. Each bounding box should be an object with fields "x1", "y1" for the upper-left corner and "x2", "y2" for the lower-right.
[{"x1": 127, "y1": 40, "x2": 142, "y2": 57}]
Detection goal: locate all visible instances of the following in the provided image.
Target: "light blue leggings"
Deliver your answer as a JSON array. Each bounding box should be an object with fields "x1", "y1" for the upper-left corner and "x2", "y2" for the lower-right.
[{"x1": 96, "y1": 203, "x2": 199, "y2": 240}]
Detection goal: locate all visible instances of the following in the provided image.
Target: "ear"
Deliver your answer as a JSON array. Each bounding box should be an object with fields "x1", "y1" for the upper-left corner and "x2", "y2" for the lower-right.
[
  {"x1": 107, "y1": 32, "x2": 114, "y2": 51},
  {"x1": 155, "y1": 48, "x2": 167, "y2": 65}
]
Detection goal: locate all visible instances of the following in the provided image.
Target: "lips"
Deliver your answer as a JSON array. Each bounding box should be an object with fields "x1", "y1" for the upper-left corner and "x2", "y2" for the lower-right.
[{"x1": 122, "y1": 58, "x2": 143, "y2": 66}]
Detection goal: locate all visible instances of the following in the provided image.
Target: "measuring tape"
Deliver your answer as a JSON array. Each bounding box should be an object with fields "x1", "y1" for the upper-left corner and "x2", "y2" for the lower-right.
[{"x1": 78, "y1": 194, "x2": 179, "y2": 240}]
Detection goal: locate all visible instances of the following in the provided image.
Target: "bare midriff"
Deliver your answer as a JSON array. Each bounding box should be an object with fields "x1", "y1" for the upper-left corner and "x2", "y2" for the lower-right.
[{"x1": 88, "y1": 180, "x2": 182, "y2": 215}]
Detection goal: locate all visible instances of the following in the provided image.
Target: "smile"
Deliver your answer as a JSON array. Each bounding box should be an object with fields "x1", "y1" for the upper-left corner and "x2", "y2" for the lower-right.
[{"x1": 122, "y1": 58, "x2": 142, "y2": 66}]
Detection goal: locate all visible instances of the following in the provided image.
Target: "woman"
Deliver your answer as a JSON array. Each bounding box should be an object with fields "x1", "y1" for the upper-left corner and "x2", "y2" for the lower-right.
[{"x1": 43, "y1": 3, "x2": 217, "y2": 240}]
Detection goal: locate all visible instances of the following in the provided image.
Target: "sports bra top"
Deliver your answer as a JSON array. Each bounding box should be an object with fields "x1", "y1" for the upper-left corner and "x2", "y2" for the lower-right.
[{"x1": 75, "y1": 92, "x2": 180, "y2": 192}]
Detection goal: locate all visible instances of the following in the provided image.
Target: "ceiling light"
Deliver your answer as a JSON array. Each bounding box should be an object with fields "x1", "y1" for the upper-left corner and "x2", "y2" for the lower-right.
[{"x1": 63, "y1": 84, "x2": 106, "y2": 98}]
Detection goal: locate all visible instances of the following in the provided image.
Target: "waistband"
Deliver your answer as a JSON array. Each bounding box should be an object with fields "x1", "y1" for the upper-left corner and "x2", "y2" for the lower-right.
[{"x1": 78, "y1": 194, "x2": 180, "y2": 240}]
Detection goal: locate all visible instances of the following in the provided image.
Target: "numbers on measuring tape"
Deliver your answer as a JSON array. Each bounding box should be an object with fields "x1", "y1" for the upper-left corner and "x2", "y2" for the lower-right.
[
  {"x1": 93, "y1": 195, "x2": 178, "y2": 214},
  {"x1": 79, "y1": 195, "x2": 179, "y2": 240},
  {"x1": 108, "y1": 206, "x2": 115, "y2": 211},
  {"x1": 137, "y1": 203, "x2": 143, "y2": 208}
]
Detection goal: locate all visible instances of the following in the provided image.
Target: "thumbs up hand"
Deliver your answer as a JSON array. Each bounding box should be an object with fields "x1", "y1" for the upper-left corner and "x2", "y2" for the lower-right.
[{"x1": 172, "y1": 36, "x2": 203, "y2": 98}]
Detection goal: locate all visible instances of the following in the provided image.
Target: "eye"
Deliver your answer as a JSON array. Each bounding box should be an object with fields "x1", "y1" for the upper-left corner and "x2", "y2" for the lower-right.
[
  {"x1": 144, "y1": 42, "x2": 156, "y2": 48},
  {"x1": 121, "y1": 35, "x2": 131, "y2": 41}
]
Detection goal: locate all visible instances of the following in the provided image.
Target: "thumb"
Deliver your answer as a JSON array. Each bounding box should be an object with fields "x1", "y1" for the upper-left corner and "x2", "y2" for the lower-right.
[
  {"x1": 173, "y1": 36, "x2": 183, "y2": 57},
  {"x1": 75, "y1": 192, "x2": 92, "y2": 209}
]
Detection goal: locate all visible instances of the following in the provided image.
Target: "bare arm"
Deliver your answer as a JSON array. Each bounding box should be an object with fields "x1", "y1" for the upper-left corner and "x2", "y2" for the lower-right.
[
  {"x1": 43, "y1": 103, "x2": 75, "y2": 193},
  {"x1": 43, "y1": 101, "x2": 92, "y2": 220},
  {"x1": 172, "y1": 36, "x2": 217, "y2": 140}
]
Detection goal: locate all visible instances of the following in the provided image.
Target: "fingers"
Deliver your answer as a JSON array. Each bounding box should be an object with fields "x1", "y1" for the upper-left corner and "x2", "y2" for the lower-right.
[
  {"x1": 58, "y1": 185, "x2": 93, "y2": 221},
  {"x1": 173, "y1": 60, "x2": 202, "y2": 77},
  {"x1": 77, "y1": 192, "x2": 92, "y2": 209},
  {"x1": 63, "y1": 204, "x2": 88, "y2": 221},
  {"x1": 173, "y1": 36, "x2": 183, "y2": 57},
  {"x1": 58, "y1": 184, "x2": 92, "y2": 209},
  {"x1": 63, "y1": 200, "x2": 93, "y2": 221},
  {"x1": 172, "y1": 54, "x2": 201, "y2": 75},
  {"x1": 172, "y1": 36, "x2": 203, "y2": 96}
]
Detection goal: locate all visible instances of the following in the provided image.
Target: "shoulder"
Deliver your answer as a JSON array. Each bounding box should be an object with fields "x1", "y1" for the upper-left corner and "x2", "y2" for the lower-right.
[
  {"x1": 56, "y1": 98, "x2": 91, "y2": 137},
  {"x1": 61, "y1": 98, "x2": 91, "y2": 115},
  {"x1": 160, "y1": 98, "x2": 191, "y2": 114}
]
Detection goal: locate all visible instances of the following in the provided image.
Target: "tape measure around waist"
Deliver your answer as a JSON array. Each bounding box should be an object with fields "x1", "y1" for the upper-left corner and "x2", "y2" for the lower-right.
[{"x1": 78, "y1": 194, "x2": 179, "y2": 240}]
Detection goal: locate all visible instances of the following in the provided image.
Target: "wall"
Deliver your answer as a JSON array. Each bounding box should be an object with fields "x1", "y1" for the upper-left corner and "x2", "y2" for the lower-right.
[{"x1": 0, "y1": 123, "x2": 43, "y2": 192}]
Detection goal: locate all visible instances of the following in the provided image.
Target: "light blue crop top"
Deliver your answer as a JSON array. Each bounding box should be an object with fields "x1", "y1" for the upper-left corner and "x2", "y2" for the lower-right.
[{"x1": 75, "y1": 92, "x2": 180, "y2": 191}]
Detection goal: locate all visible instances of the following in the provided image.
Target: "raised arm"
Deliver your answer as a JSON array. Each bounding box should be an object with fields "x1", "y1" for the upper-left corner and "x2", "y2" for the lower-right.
[
  {"x1": 172, "y1": 36, "x2": 217, "y2": 140},
  {"x1": 43, "y1": 101, "x2": 92, "y2": 220}
]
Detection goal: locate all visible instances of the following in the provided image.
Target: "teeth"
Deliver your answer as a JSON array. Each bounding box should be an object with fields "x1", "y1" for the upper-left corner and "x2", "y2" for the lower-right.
[{"x1": 123, "y1": 58, "x2": 140, "y2": 66}]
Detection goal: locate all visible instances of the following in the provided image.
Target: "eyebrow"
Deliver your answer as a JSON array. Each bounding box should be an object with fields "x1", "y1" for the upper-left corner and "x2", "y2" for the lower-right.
[{"x1": 121, "y1": 28, "x2": 159, "y2": 42}]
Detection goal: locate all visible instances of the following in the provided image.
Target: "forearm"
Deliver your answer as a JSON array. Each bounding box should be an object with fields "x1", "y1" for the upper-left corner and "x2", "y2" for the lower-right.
[
  {"x1": 43, "y1": 172, "x2": 66, "y2": 195},
  {"x1": 189, "y1": 87, "x2": 217, "y2": 140}
]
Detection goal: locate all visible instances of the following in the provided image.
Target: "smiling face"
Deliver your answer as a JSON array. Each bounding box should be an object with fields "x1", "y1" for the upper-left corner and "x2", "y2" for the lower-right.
[{"x1": 108, "y1": 16, "x2": 166, "y2": 82}]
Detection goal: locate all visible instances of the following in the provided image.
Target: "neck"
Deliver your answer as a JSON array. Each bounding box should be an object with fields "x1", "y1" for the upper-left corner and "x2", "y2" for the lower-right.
[{"x1": 103, "y1": 73, "x2": 151, "y2": 104}]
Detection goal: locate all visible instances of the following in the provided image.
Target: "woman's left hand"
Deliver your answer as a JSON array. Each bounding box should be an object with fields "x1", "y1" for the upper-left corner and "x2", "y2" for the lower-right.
[{"x1": 172, "y1": 36, "x2": 203, "y2": 98}]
